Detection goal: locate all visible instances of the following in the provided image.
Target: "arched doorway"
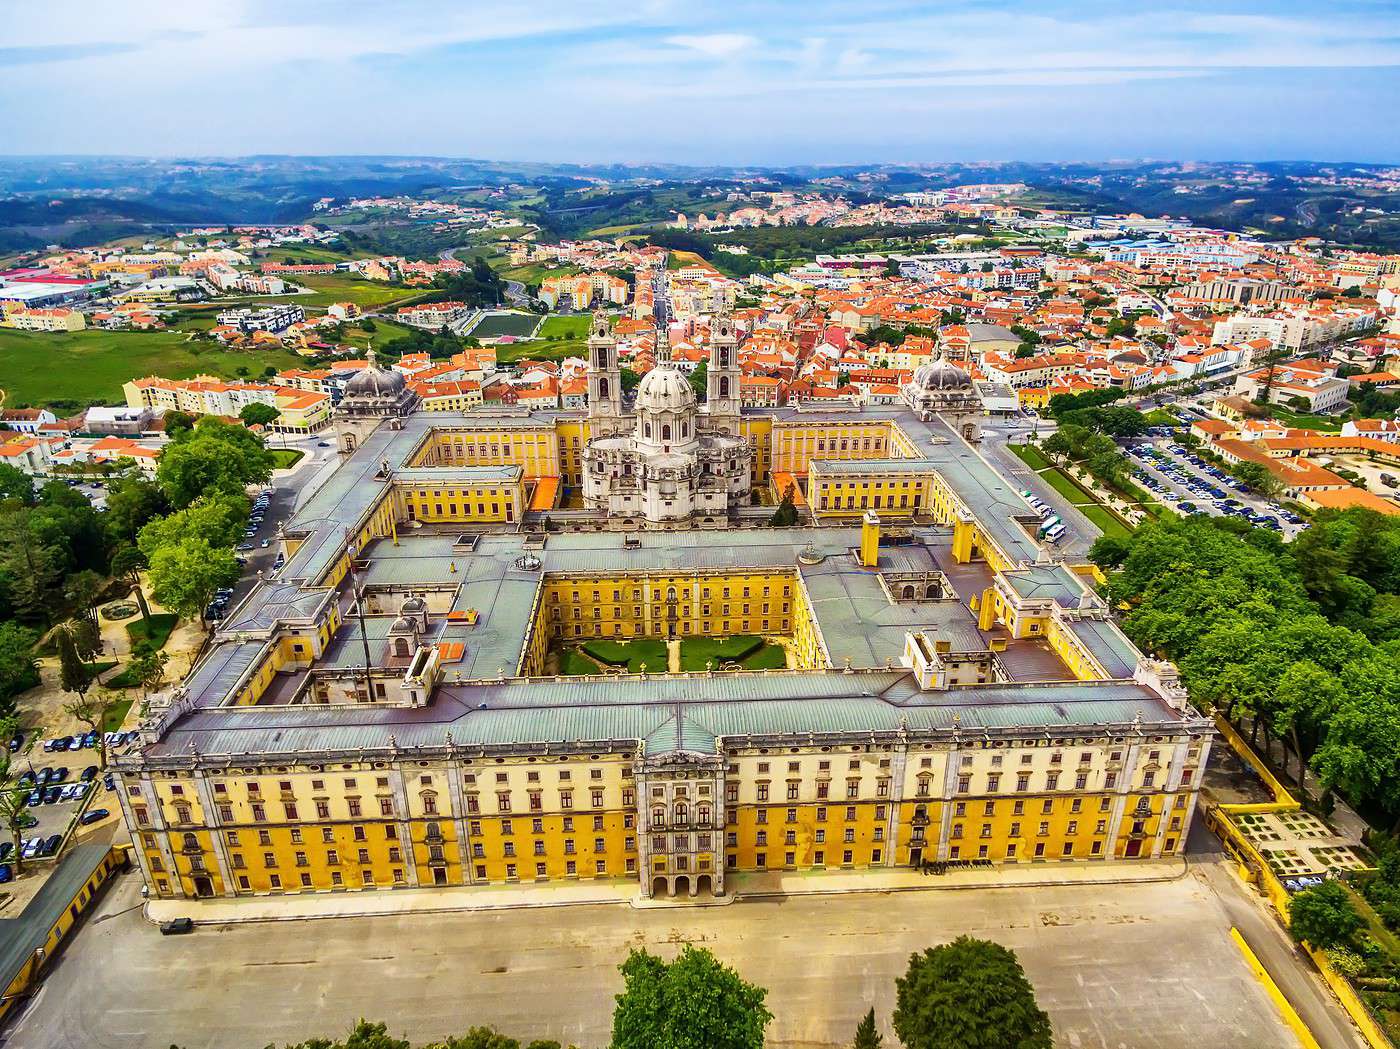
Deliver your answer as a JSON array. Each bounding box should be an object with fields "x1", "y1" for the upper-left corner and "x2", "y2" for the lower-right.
[
  {"x1": 901, "y1": 585, "x2": 915, "y2": 600},
  {"x1": 673, "y1": 875, "x2": 691, "y2": 898},
  {"x1": 651, "y1": 876, "x2": 669, "y2": 898},
  {"x1": 696, "y1": 874, "x2": 713, "y2": 897}
]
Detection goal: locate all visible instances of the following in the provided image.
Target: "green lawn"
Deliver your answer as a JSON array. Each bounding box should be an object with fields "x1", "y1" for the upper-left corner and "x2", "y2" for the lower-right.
[
  {"x1": 1008, "y1": 443, "x2": 1052, "y2": 471},
  {"x1": 495, "y1": 262, "x2": 580, "y2": 285},
  {"x1": 678, "y1": 635, "x2": 786, "y2": 672},
  {"x1": 1266, "y1": 405, "x2": 1347, "y2": 432},
  {"x1": 1075, "y1": 503, "x2": 1133, "y2": 540},
  {"x1": 0, "y1": 329, "x2": 305, "y2": 408},
  {"x1": 104, "y1": 664, "x2": 143, "y2": 689},
  {"x1": 1143, "y1": 408, "x2": 1182, "y2": 427},
  {"x1": 537, "y1": 315, "x2": 591, "y2": 340},
  {"x1": 269, "y1": 448, "x2": 305, "y2": 469},
  {"x1": 126, "y1": 613, "x2": 178, "y2": 651},
  {"x1": 292, "y1": 273, "x2": 432, "y2": 311},
  {"x1": 102, "y1": 697, "x2": 134, "y2": 731},
  {"x1": 578, "y1": 638, "x2": 669, "y2": 673},
  {"x1": 1036, "y1": 465, "x2": 1096, "y2": 505},
  {"x1": 560, "y1": 649, "x2": 599, "y2": 676},
  {"x1": 470, "y1": 312, "x2": 542, "y2": 339}
]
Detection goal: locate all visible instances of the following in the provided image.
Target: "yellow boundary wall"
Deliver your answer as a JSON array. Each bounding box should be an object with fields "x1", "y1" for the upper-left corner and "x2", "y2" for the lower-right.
[
  {"x1": 1231, "y1": 927, "x2": 1321, "y2": 1049},
  {"x1": 1305, "y1": 944, "x2": 1394, "y2": 1049},
  {"x1": 1213, "y1": 713, "x2": 1300, "y2": 813}
]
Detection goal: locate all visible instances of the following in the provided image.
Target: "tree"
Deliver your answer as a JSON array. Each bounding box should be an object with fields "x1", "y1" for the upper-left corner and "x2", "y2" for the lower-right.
[
  {"x1": 1289, "y1": 880, "x2": 1362, "y2": 948},
  {"x1": 239, "y1": 402, "x2": 281, "y2": 428},
  {"x1": 66, "y1": 615, "x2": 101, "y2": 663},
  {"x1": 137, "y1": 494, "x2": 250, "y2": 560},
  {"x1": 155, "y1": 417, "x2": 274, "y2": 508},
  {"x1": 110, "y1": 545, "x2": 153, "y2": 627},
  {"x1": 0, "y1": 781, "x2": 32, "y2": 877},
  {"x1": 893, "y1": 937, "x2": 1052, "y2": 1049},
  {"x1": 104, "y1": 474, "x2": 168, "y2": 547},
  {"x1": 769, "y1": 485, "x2": 799, "y2": 527},
  {"x1": 0, "y1": 623, "x2": 38, "y2": 709},
  {"x1": 146, "y1": 538, "x2": 240, "y2": 626},
  {"x1": 63, "y1": 689, "x2": 124, "y2": 769},
  {"x1": 853, "y1": 1008, "x2": 883, "y2": 1048},
  {"x1": 57, "y1": 627, "x2": 93, "y2": 703},
  {"x1": 610, "y1": 945, "x2": 772, "y2": 1049},
  {"x1": 0, "y1": 464, "x2": 35, "y2": 506},
  {"x1": 163, "y1": 410, "x2": 195, "y2": 436},
  {"x1": 126, "y1": 647, "x2": 169, "y2": 700}
]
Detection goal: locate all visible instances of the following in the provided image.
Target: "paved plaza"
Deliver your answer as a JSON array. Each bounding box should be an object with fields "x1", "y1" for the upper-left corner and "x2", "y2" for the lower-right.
[{"x1": 4, "y1": 859, "x2": 1362, "y2": 1049}]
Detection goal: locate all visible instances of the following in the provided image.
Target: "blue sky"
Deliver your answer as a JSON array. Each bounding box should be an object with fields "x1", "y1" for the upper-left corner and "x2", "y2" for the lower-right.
[{"x1": 3, "y1": 0, "x2": 1400, "y2": 164}]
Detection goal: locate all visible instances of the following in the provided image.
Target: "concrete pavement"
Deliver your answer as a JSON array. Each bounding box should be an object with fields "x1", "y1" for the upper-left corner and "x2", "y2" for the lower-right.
[{"x1": 3, "y1": 855, "x2": 1352, "y2": 1049}]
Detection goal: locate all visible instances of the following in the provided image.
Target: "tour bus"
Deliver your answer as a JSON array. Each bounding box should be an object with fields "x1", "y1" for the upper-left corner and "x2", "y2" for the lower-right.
[
  {"x1": 1043, "y1": 522, "x2": 1067, "y2": 544},
  {"x1": 1037, "y1": 515, "x2": 1061, "y2": 537}
]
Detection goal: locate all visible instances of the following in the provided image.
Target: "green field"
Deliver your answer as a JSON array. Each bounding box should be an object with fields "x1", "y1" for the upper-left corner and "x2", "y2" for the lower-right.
[
  {"x1": 537, "y1": 314, "x2": 591, "y2": 340},
  {"x1": 572, "y1": 638, "x2": 668, "y2": 674},
  {"x1": 470, "y1": 312, "x2": 542, "y2": 339},
  {"x1": 495, "y1": 338, "x2": 586, "y2": 364},
  {"x1": 1143, "y1": 408, "x2": 1182, "y2": 427},
  {"x1": 0, "y1": 329, "x2": 305, "y2": 408},
  {"x1": 259, "y1": 244, "x2": 364, "y2": 264},
  {"x1": 495, "y1": 262, "x2": 581, "y2": 285}
]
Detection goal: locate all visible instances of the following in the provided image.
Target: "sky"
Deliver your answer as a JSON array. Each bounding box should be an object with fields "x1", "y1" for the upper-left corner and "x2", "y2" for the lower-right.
[{"x1": 3, "y1": 0, "x2": 1400, "y2": 165}]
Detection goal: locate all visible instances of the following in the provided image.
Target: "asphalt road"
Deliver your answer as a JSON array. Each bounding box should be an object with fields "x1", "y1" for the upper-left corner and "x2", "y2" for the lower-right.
[{"x1": 3, "y1": 855, "x2": 1356, "y2": 1049}]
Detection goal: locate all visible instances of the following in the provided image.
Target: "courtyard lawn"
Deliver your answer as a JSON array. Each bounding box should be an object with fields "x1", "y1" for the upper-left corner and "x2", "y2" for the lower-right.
[
  {"x1": 126, "y1": 613, "x2": 178, "y2": 651},
  {"x1": 678, "y1": 635, "x2": 785, "y2": 672},
  {"x1": 469, "y1": 312, "x2": 542, "y2": 340},
  {"x1": 1266, "y1": 405, "x2": 1347, "y2": 432},
  {"x1": 560, "y1": 649, "x2": 599, "y2": 677},
  {"x1": 0, "y1": 328, "x2": 304, "y2": 409},
  {"x1": 269, "y1": 448, "x2": 305, "y2": 469},
  {"x1": 579, "y1": 638, "x2": 668, "y2": 673},
  {"x1": 496, "y1": 338, "x2": 587, "y2": 364}
]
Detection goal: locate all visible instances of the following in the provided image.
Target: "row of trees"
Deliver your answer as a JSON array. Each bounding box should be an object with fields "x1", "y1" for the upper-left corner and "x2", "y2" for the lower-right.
[
  {"x1": 228, "y1": 939, "x2": 1050, "y2": 1049},
  {"x1": 1092, "y1": 510, "x2": 1400, "y2": 824}
]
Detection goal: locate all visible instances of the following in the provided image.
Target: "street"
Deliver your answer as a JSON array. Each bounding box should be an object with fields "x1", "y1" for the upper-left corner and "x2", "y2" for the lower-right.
[{"x1": 2, "y1": 854, "x2": 1360, "y2": 1049}]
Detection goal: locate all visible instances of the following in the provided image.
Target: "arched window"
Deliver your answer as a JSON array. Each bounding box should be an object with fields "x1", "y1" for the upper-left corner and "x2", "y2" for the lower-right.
[
  {"x1": 599, "y1": 378, "x2": 610, "y2": 399},
  {"x1": 719, "y1": 377, "x2": 730, "y2": 397},
  {"x1": 421, "y1": 792, "x2": 437, "y2": 815},
  {"x1": 652, "y1": 807, "x2": 666, "y2": 828},
  {"x1": 662, "y1": 424, "x2": 672, "y2": 441},
  {"x1": 674, "y1": 802, "x2": 689, "y2": 824},
  {"x1": 393, "y1": 637, "x2": 411, "y2": 657},
  {"x1": 925, "y1": 583, "x2": 938, "y2": 599},
  {"x1": 697, "y1": 804, "x2": 711, "y2": 825},
  {"x1": 902, "y1": 585, "x2": 915, "y2": 600},
  {"x1": 182, "y1": 832, "x2": 199, "y2": 851},
  {"x1": 645, "y1": 423, "x2": 652, "y2": 438}
]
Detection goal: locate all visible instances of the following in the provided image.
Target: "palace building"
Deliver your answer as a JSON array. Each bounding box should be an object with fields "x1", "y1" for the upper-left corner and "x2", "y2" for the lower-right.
[{"x1": 112, "y1": 316, "x2": 1212, "y2": 905}]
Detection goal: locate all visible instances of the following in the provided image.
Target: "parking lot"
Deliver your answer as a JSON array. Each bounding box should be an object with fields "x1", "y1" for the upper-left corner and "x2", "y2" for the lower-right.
[
  {"x1": 2, "y1": 730, "x2": 132, "y2": 873},
  {"x1": 1127, "y1": 439, "x2": 1308, "y2": 539}
]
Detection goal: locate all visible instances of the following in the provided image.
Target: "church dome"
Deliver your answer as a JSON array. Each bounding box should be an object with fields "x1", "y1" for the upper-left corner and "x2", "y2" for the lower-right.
[
  {"x1": 912, "y1": 355, "x2": 971, "y2": 391},
  {"x1": 634, "y1": 364, "x2": 695, "y2": 413},
  {"x1": 346, "y1": 363, "x2": 407, "y2": 398},
  {"x1": 345, "y1": 348, "x2": 406, "y2": 399}
]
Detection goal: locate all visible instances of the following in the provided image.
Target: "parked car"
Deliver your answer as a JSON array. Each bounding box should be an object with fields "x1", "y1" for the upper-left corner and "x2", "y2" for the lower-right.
[
  {"x1": 44, "y1": 736, "x2": 71, "y2": 753},
  {"x1": 40, "y1": 834, "x2": 61, "y2": 856},
  {"x1": 8, "y1": 731, "x2": 23, "y2": 752},
  {"x1": 50, "y1": 766, "x2": 69, "y2": 783},
  {"x1": 81, "y1": 731, "x2": 98, "y2": 749},
  {"x1": 0, "y1": 864, "x2": 13, "y2": 884},
  {"x1": 25, "y1": 790, "x2": 41, "y2": 808},
  {"x1": 80, "y1": 765, "x2": 98, "y2": 782},
  {"x1": 42, "y1": 786, "x2": 61, "y2": 805},
  {"x1": 17, "y1": 770, "x2": 34, "y2": 789},
  {"x1": 79, "y1": 808, "x2": 109, "y2": 825},
  {"x1": 102, "y1": 773, "x2": 116, "y2": 791},
  {"x1": 0, "y1": 842, "x2": 12, "y2": 862},
  {"x1": 160, "y1": 917, "x2": 195, "y2": 935},
  {"x1": 21, "y1": 838, "x2": 40, "y2": 860},
  {"x1": 17, "y1": 813, "x2": 36, "y2": 829}
]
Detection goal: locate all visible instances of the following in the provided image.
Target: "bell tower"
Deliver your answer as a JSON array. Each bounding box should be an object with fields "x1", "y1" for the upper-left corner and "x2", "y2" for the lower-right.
[
  {"x1": 587, "y1": 310, "x2": 624, "y2": 434},
  {"x1": 705, "y1": 310, "x2": 741, "y2": 433}
]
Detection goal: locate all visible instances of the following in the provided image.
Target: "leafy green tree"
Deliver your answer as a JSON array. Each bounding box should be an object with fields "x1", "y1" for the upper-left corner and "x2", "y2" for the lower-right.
[
  {"x1": 893, "y1": 937, "x2": 1052, "y2": 1049},
  {"x1": 137, "y1": 494, "x2": 250, "y2": 559},
  {"x1": 66, "y1": 615, "x2": 100, "y2": 663},
  {"x1": 146, "y1": 538, "x2": 240, "y2": 626},
  {"x1": 1289, "y1": 881, "x2": 1362, "y2": 948},
  {"x1": 610, "y1": 945, "x2": 772, "y2": 1049},
  {"x1": 0, "y1": 781, "x2": 32, "y2": 876},
  {"x1": 240, "y1": 402, "x2": 281, "y2": 428},
  {"x1": 0, "y1": 622, "x2": 38, "y2": 708},
  {"x1": 853, "y1": 1007, "x2": 883, "y2": 1048},
  {"x1": 104, "y1": 474, "x2": 169, "y2": 547},
  {"x1": 156, "y1": 417, "x2": 273, "y2": 508},
  {"x1": 58, "y1": 627, "x2": 93, "y2": 702},
  {"x1": 0, "y1": 464, "x2": 35, "y2": 506},
  {"x1": 110, "y1": 545, "x2": 153, "y2": 627},
  {"x1": 163, "y1": 410, "x2": 195, "y2": 436}
]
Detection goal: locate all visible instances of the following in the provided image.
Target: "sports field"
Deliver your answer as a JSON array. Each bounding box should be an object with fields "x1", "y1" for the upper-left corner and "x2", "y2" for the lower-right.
[{"x1": 470, "y1": 312, "x2": 542, "y2": 339}]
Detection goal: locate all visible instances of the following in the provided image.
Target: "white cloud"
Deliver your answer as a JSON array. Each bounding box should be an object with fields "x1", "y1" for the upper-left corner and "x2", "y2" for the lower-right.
[{"x1": 664, "y1": 33, "x2": 757, "y2": 57}]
